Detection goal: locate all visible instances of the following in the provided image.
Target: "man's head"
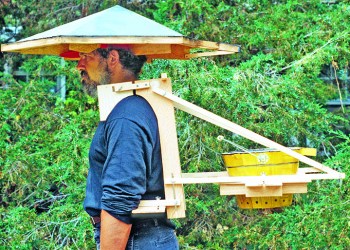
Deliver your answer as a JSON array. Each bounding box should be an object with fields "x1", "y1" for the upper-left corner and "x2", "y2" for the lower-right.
[{"x1": 76, "y1": 48, "x2": 147, "y2": 96}]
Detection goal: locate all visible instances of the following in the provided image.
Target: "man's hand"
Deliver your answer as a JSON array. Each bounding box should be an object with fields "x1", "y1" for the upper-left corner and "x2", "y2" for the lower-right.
[{"x1": 100, "y1": 209, "x2": 132, "y2": 250}]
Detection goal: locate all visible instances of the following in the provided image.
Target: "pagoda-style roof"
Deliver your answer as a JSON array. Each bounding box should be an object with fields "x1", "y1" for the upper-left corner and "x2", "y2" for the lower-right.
[{"x1": 1, "y1": 5, "x2": 239, "y2": 60}]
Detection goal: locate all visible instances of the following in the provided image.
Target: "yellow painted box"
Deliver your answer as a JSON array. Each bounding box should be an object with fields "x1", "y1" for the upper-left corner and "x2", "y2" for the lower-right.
[{"x1": 221, "y1": 147, "x2": 316, "y2": 209}]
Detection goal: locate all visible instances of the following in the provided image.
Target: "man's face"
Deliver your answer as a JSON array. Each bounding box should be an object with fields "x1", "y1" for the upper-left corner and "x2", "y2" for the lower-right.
[{"x1": 76, "y1": 50, "x2": 111, "y2": 96}]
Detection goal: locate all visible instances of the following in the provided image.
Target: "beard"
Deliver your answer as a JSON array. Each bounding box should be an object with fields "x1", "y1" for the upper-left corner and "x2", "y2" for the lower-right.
[{"x1": 81, "y1": 62, "x2": 111, "y2": 97}]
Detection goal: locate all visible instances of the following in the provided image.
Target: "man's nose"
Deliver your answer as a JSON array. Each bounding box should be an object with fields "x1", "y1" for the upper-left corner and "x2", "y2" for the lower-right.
[{"x1": 76, "y1": 59, "x2": 85, "y2": 70}]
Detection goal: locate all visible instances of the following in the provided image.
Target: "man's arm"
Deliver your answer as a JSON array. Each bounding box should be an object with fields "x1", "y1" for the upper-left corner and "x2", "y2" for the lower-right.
[{"x1": 100, "y1": 209, "x2": 132, "y2": 250}]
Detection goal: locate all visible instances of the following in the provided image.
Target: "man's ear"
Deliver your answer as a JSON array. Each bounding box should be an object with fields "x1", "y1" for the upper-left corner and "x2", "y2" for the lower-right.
[{"x1": 108, "y1": 50, "x2": 120, "y2": 67}]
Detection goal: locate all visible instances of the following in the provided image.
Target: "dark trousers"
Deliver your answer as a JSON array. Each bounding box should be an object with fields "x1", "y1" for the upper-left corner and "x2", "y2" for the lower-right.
[{"x1": 94, "y1": 218, "x2": 179, "y2": 250}]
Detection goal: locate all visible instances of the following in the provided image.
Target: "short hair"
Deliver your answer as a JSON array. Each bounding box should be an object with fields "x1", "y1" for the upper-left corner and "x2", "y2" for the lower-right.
[{"x1": 96, "y1": 48, "x2": 147, "y2": 78}]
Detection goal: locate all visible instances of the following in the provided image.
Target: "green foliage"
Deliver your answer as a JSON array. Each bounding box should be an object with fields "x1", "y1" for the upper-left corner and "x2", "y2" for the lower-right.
[
  {"x1": 0, "y1": 58, "x2": 97, "y2": 249},
  {"x1": 1, "y1": 0, "x2": 350, "y2": 249}
]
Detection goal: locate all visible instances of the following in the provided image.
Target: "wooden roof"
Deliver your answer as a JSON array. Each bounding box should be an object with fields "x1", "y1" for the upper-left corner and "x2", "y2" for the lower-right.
[{"x1": 0, "y1": 5, "x2": 239, "y2": 60}]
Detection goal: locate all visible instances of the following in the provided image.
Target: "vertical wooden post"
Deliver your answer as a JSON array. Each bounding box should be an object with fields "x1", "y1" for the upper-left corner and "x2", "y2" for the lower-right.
[{"x1": 136, "y1": 76, "x2": 186, "y2": 218}]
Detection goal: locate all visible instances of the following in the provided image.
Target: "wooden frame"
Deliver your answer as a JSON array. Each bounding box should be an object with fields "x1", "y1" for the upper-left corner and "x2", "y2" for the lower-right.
[
  {"x1": 1, "y1": 37, "x2": 240, "y2": 60},
  {"x1": 97, "y1": 74, "x2": 345, "y2": 218}
]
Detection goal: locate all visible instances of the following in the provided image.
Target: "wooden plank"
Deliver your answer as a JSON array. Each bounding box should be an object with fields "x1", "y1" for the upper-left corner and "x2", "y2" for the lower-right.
[
  {"x1": 282, "y1": 183, "x2": 308, "y2": 194},
  {"x1": 97, "y1": 84, "x2": 133, "y2": 121},
  {"x1": 69, "y1": 43, "x2": 100, "y2": 53},
  {"x1": 182, "y1": 38, "x2": 239, "y2": 52},
  {"x1": 218, "y1": 43, "x2": 241, "y2": 52},
  {"x1": 135, "y1": 77, "x2": 186, "y2": 219},
  {"x1": 152, "y1": 88, "x2": 345, "y2": 179},
  {"x1": 182, "y1": 171, "x2": 229, "y2": 178},
  {"x1": 2, "y1": 36, "x2": 239, "y2": 60},
  {"x1": 246, "y1": 186, "x2": 282, "y2": 197},
  {"x1": 132, "y1": 199, "x2": 181, "y2": 215},
  {"x1": 168, "y1": 173, "x2": 311, "y2": 185},
  {"x1": 298, "y1": 173, "x2": 345, "y2": 180},
  {"x1": 132, "y1": 44, "x2": 172, "y2": 55},
  {"x1": 220, "y1": 184, "x2": 246, "y2": 195},
  {"x1": 132, "y1": 206, "x2": 165, "y2": 214},
  {"x1": 220, "y1": 182, "x2": 308, "y2": 196},
  {"x1": 112, "y1": 80, "x2": 151, "y2": 92},
  {"x1": 297, "y1": 167, "x2": 322, "y2": 174},
  {"x1": 1, "y1": 36, "x2": 185, "y2": 52},
  {"x1": 182, "y1": 38, "x2": 219, "y2": 49},
  {"x1": 185, "y1": 51, "x2": 236, "y2": 59},
  {"x1": 245, "y1": 179, "x2": 282, "y2": 187},
  {"x1": 18, "y1": 44, "x2": 69, "y2": 55}
]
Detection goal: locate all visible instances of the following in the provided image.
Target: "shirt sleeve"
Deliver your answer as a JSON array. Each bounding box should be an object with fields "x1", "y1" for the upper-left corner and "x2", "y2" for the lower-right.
[{"x1": 100, "y1": 117, "x2": 153, "y2": 224}]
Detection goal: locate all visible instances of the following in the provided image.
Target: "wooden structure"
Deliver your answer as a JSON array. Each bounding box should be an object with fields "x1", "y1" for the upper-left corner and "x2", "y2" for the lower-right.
[
  {"x1": 1, "y1": 4, "x2": 345, "y2": 218},
  {"x1": 0, "y1": 5, "x2": 239, "y2": 60},
  {"x1": 98, "y1": 74, "x2": 345, "y2": 218}
]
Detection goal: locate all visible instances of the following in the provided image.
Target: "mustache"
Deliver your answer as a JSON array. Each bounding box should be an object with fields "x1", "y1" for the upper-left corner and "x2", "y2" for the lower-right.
[{"x1": 80, "y1": 70, "x2": 88, "y2": 78}]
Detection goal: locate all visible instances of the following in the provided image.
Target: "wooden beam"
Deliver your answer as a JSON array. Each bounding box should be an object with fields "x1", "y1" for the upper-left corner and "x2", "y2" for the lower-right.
[
  {"x1": 1, "y1": 36, "x2": 186, "y2": 52},
  {"x1": 131, "y1": 44, "x2": 172, "y2": 55},
  {"x1": 169, "y1": 172, "x2": 312, "y2": 184},
  {"x1": 135, "y1": 77, "x2": 186, "y2": 219},
  {"x1": 132, "y1": 199, "x2": 180, "y2": 214},
  {"x1": 246, "y1": 186, "x2": 282, "y2": 197},
  {"x1": 185, "y1": 51, "x2": 236, "y2": 59},
  {"x1": 218, "y1": 43, "x2": 241, "y2": 52},
  {"x1": 220, "y1": 182, "x2": 308, "y2": 196},
  {"x1": 282, "y1": 183, "x2": 308, "y2": 194}
]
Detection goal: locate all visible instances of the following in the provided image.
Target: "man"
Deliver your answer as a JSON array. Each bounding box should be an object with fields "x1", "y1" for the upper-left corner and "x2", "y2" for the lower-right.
[{"x1": 77, "y1": 46, "x2": 179, "y2": 249}]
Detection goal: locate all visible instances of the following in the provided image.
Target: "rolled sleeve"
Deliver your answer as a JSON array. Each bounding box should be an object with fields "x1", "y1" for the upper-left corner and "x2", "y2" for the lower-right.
[{"x1": 100, "y1": 117, "x2": 152, "y2": 222}]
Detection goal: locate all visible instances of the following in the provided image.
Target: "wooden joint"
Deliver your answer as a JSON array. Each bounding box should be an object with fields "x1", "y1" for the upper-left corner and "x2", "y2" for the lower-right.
[
  {"x1": 112, "y1": 81, "x2": 150, "y2": 92},
  {"x1": 132, "y1": 199, "x2": 181, "y2": 215}
]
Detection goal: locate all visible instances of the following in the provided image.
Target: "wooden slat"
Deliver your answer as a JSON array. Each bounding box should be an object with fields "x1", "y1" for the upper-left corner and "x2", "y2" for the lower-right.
[
  {"x1": 218, "y1": 43, "x2": 241, "y2": 52},
  {"x1": 185, "y1": 51, "x2": 236, "y2": 59},
  {"x1": 97, "y1": 84, "x2": 133, "y2": 121},
  {"x1": 135, "y1": 77, "x2": 186, "y2": 219},
  {"x1": 132, "y1": 44, "x2": 172, "y2": 55},
  {"x1": 15, "y1": 44, "x2": 69, "y2": 55},
  {"x1": 297, "y1": 167, "x2": 322, "y2": 174},
  {"x1": 2, "y1": 36, "x2": 239, "y2": 59},
  {"x1": 112, "y1": 80, "x2": 151, "y2": 92},
  {"x1": 132, "y1": 199, "x2": 181, "y2": 215},
  {"x1": 219, "y1": 184, "x2": 246, "y2": 195},
  {"x1": 220, "y1": 182, "x2": 308, "y2": 196},
  {"x1": 246, "y1": 186, "x2": 282, "y2": 197},
  {"x1": 168, "y1": 173, "x2": 312, "y2": 185},
  {"x1": 182, "y1": 171, "x2": 229, "y2": 178},
  {"x1": 282, "y1": 183, "x2": 308, "y2": 194},
  {"x1": 132, "y1": 206, "x2": 165, "y2": 214},
  {"x1": 69, "y1": 43, "x2": 100, "y2": 53},
  {"x1": 182, "y1": 38, "x2": 220, "y2": 49},
  {"x1": 1, "y1": 36, "x2": 186, "y2": 52}
]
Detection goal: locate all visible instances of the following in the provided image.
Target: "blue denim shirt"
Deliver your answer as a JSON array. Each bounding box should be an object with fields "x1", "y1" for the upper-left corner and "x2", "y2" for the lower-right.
[{"x1": 83, "y1": 95, "x2": 165, "y2": 224}]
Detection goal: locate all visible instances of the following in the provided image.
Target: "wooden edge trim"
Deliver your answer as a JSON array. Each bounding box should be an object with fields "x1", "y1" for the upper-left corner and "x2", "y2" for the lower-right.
[
  {"x1": 166, "y1": 173, "x2": 312, "y2": 185},
  {"x1": 185, "y1": 51, "x2": 237, "y2": 59},
  {"x1": 112, "y1": 81, "x2": 151, "y2": 92},
  {"x1": 220, "y1": 182, "x2": 308, "y2": 196},
  {"x1": 132, "y1": 199, "x2": 181, "y2": 214},
  {"x1": 1, "y1": 36, "x2": 186, "y2": 52}
]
